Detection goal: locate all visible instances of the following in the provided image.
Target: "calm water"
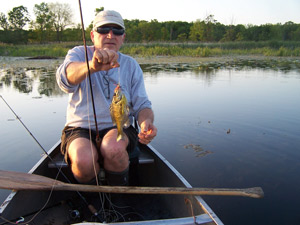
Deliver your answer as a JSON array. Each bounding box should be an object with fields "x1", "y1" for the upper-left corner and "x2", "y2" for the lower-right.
[{"x1": 0, "y1": 57, "x2": 300, "y2": 225}]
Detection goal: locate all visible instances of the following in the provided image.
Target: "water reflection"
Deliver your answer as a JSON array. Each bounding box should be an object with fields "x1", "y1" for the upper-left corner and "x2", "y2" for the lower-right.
[
  {"x1": 141, "y1": 58, "x2": 300, "y2": 74},
  {"x1": 0, "y1": 67, "x2": 64, "y2": 96},
  {"x1": 1, "y1": 58, "x2": 299, "y2": 95},
  {"x1": 0, "y1": 57, "x2": 300, "y2": 225}
]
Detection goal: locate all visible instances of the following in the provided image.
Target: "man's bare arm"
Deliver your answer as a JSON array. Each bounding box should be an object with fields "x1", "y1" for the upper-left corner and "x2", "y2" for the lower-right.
[{"x1": 66, "y1": 49, "x2": 119, "y2": 85}]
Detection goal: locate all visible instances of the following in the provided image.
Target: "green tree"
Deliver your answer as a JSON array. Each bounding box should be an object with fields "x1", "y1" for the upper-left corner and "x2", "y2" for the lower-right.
[
  {"x1": 203, "y1": 14, "x2": 217, "y2": 41},
  {"x1": 213, "y1": 22, "x2": 226, "y2": 41},
  {"x1": 160, "y1": 25, "x2": 170, "y2": 41},
  {"x1": 124, "y1": 19, "x2": 142, "y2": 42},
  {"x1": 243, "y1": 24, "x2": 260, "y2": 41},
  {"x1": 291, "y1": 25, "x2": 300, "y2": 41},
  {"x1": 32, "y1": 2, "x2": 54, "y2": 43},
  {"x1": 138, "y1": 20, "x2": 161, "y2": 41},
  {"x1": 163, "y1": 21, "x2": 191, "y2": 41},
  {"x1": 0, "y1": 12, "x2": 9, "y2": 30},
  {"x1": 258, "y1": 24, "x2": 273, "y2": 41},
  {"x1": 222, "y1": 25, "x2": 236, "y2": 42},
  {"x1": 63, "y1": 27, "x2": 82, "y2": 41},
  {"x1": 221, "y1": 24, "x2": 246, "y2": 42},
  {"x1": 95, "y1": 7, "x2": 104, "y2": 15},
  {"x1": 49, "y1": 2, "x2": 73, "y2": 42},
  {"x1": 270, "y1": 24, "x2": 283, "y2": 41},
  {"x1": 8, "y1": 6, "x2": 30, "y2": 30},
  {"x1": 189, "y1": 20, "x2": 203, "y2": 41},
  {"x1": 282, "y1": 21, "x2": 298, "y2": 41},
  {"x1": 189, "y1": 15, "x2": 217, "y2": 42}
]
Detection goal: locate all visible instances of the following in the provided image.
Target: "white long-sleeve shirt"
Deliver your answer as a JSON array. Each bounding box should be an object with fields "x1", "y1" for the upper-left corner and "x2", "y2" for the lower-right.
[{"x1": 56, "y1": 45, "x2": 152, "y2": 130}]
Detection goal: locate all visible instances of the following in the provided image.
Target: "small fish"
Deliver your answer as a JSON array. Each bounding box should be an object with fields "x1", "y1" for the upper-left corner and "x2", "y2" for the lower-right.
[{"x1": 110, "y1": 84, "x2": 130, "y2": 142}]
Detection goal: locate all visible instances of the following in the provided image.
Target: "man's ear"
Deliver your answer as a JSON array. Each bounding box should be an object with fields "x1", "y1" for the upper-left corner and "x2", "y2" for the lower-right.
[{"x1": 90, "y1": 30, "x2": 95, "y2": 43}]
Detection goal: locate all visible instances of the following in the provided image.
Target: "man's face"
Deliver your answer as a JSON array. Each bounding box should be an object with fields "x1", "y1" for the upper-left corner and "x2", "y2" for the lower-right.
[{"x1": 91, "y1": 24, "x2": 125, "y2": 52}]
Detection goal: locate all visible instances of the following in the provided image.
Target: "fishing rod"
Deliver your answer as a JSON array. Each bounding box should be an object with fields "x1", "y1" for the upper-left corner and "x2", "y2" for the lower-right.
[
  {"x1": 78, "y1": 0, "x2": 101, "y2": 148},
  {"x1": 0, "y1": 95, "x2": 101, "y2": 221},
  {"x1": 0, "y1": 95, "x2": 49, "y2": 157},
  {"x1": 0, "y1": 95, "x2": 61, "y2": 167}
]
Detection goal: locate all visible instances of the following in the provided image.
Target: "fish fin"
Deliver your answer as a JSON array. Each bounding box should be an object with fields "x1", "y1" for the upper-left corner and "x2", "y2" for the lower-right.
[
  {"x1": 110, "y1": 108, "x2": 116, "y2": 125},
  {"x1": 124, "y1": 118, "x2": 131, "y2": 128},
  {"x1": 111, "y1": 116, "x2": 116, "y2": 125},
  {"x1": 116, "y1": 133, "x2": 125, "y2": 142}
]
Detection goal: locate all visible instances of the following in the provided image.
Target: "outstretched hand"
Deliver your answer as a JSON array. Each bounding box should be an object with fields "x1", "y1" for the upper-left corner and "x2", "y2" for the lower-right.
[
  {"x1": 138, "y1": 119, "x2": 157, "y2": 145},
  {"x1": 91, "y1": 48, "x2": 120, "y2": 72}
]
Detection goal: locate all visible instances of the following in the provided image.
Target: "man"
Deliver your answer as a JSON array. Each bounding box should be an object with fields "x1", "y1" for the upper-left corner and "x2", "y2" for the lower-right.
[{"x1": 56, "y1": 10, "x2": 157, "y2": 186}]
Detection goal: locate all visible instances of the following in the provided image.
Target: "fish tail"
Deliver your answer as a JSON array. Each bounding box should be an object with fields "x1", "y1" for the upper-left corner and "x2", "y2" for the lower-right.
[{"x1": 116, "y1": 133, "x2": 125, "y2": 142}]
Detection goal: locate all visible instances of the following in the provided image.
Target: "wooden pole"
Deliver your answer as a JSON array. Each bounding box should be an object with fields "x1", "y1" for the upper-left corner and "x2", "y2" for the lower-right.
[{"x1": 0, "y1": 170, "x2": 264, "y2": 198}]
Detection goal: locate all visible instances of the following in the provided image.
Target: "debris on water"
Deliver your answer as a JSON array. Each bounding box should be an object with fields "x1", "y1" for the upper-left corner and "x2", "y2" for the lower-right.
[
  {"x1": 184, "y1": 144, "x2": 213, "y2": 158},
  {"x1": 26, "y1": 56, "x2": 58, "y2": 60},
  {"x1": 227, "y1": 128, "x2": 231, "y2": 134}
]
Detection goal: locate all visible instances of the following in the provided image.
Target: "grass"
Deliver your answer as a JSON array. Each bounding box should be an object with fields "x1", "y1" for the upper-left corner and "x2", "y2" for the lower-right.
[{"x1": 0, "y1": 41, "x2": 299, "y2": 58}]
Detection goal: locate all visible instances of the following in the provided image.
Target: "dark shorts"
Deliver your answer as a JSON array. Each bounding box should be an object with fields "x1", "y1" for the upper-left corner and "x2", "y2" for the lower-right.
[{"x1": 60, "y1": 125, "x2": 138, "y2": 164}]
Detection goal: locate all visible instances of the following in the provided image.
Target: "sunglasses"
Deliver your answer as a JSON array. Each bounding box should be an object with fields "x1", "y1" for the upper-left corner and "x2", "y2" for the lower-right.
[{"x1": 96, "y1": 26, "x2": 125, "y2": 36}]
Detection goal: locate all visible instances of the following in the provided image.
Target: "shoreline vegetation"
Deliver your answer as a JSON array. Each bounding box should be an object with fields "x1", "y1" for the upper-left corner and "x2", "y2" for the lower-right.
[{"x1": 0, "y1": 41, "x2": 300, "y2": 59}]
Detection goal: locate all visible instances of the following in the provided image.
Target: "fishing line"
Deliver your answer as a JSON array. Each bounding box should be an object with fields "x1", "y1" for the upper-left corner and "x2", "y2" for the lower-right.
[
  {"x1": 0, "y1": 167, "x2": 66, "y2": 225},
  {"x1": 78, "y1": 0, "x2": 102, "y2": 198},
  {"x1": 77, "y1": 0, "x2": 103, "y2": 191},
  {"x1": 0, "y1": 95, "x2": 99, "y2": 221},
  {"x1": 0, "y1": 95, "x2": 48, "y2": 157},
  {"x1": 118, "y1": 67, "x2": 121, "y2": 85},
  {"x1": 0, "y1": 201, "x2": 63, "y2": 225},
  {"x1": 77, "y1": 0, "x2": 108, "y2": 221},
  {"x1": 78, "y1": 0, "x2": 100, "y2": 145}
]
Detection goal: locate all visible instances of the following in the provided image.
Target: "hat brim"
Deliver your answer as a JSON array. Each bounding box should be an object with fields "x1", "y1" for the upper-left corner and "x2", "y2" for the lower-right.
[{"x1": 94, "y1": 20, "x2": 125, "y2": 30}]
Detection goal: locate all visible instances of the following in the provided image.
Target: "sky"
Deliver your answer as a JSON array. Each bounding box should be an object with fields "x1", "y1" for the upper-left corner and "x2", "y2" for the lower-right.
[{"x1": 1, "y1": 0, "x2": 300, "y2": 27}]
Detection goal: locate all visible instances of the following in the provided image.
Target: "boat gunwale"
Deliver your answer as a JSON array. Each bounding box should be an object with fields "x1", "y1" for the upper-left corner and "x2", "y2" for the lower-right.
[
  {"x1": 147, "y1": 144, "x2": 223, "y2": 225},
  {"x1": 0, "y1": 141, "x2": 223, "y2": 225},
  {"x1": 0, "y1": 141, "x2": 61, "y2": 215}
]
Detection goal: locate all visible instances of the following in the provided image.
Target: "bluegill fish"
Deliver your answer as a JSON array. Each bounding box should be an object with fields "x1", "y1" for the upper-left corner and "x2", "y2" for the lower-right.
[{"x1": 110, "y1": 84, "x2": 130, "y2": 142}]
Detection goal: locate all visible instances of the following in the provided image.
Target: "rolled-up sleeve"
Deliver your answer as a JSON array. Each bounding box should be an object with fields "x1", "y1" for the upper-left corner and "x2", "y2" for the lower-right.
[{"x1": 56, "y1": 46, "x2": 87, "y2": 93}]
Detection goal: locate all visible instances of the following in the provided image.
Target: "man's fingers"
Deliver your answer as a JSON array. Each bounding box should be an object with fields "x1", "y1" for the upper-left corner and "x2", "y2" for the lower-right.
[
  {"x1": 95, "y1": 49, "x2": 118, "y2": 65},
  {"x1": 95, "y1": 49, "x2": 109, "y2": 64},
  {"x1": 92, "y1": 49, "x2": 119, "y2": 71},
  {"x1": 111, "y1": 61, "x2": 120, "y2": 68},
  {"x1": 100, "y1": 50, "x2": 109, "y2": 64},
  {"x1": 110, "y1": 53, "x2": 119, "y2": 67}
]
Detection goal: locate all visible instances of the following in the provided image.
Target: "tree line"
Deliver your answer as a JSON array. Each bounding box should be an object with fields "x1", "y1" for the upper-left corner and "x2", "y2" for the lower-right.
[{"x1": 0, "y1": 3, "x2": 299, "y2": 44}]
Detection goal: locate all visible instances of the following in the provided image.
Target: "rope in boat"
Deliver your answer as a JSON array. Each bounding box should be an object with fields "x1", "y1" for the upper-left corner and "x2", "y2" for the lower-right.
[
  {"x1": 78, "y1": 0, "x2": 100, "y2": 144},
  {"x1": 0, "y1": 169, "x2": 62, "y2": 225},
  {"x1": 76, "y1": 0, "x2": 109, "y2": 220},
  {"x1": 0, "y1": 3, "x2": 135, "y2": 224},
  {"x1": 76, "y1": 0, "x2": 123, "y2": 222},
  {"x1": 0, "y1": 95, "x2": 102, "y2": 222}
]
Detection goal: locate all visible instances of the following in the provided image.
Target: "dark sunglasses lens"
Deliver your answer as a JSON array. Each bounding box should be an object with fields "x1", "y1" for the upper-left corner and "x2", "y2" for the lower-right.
[
  {"x1": 97, "y1": 27, "x2": 110, "y2": 34},
  {"x1": 112, "y1": 28, "x2": 125, "y2": 35},
  {"x1": 97, "y1": 27, "x2": 124, "y2": 35}
]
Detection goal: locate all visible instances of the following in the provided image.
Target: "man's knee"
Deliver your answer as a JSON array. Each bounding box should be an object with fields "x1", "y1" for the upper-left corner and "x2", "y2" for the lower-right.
[
  {"x1": 102, "y1": 145, "x2": 128, "y2": 162},
  {"x1": 68, "y1": 138, "x2": 99, "y2": 171}
]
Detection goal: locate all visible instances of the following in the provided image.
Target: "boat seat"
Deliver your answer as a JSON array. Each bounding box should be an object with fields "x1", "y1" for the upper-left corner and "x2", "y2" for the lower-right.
[{"x1": 48, "y1": 148, "x2": 154, "y2": 169}]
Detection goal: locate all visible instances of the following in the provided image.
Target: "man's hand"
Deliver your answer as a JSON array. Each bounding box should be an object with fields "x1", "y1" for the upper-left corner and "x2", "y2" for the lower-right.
[
  {"x1": 90, "y1": 48, "x2": 119, "y2": 72},
  {"x1": 66, "y1": 48, "x2": 119, "y2": 85},
  {"x1": 138, "y1": 119, "x2": 157, "y2": 145}
]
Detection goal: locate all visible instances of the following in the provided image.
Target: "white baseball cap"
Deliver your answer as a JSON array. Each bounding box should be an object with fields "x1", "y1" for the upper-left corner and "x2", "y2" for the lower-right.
[{"x1": 93, "y1": 10, "x2": 125, "y2": 30}]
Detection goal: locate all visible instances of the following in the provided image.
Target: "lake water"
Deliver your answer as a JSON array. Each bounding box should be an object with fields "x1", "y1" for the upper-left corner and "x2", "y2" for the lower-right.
[{"x1": 0, "y1": 56, "x2": 300, "y2": 225}]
